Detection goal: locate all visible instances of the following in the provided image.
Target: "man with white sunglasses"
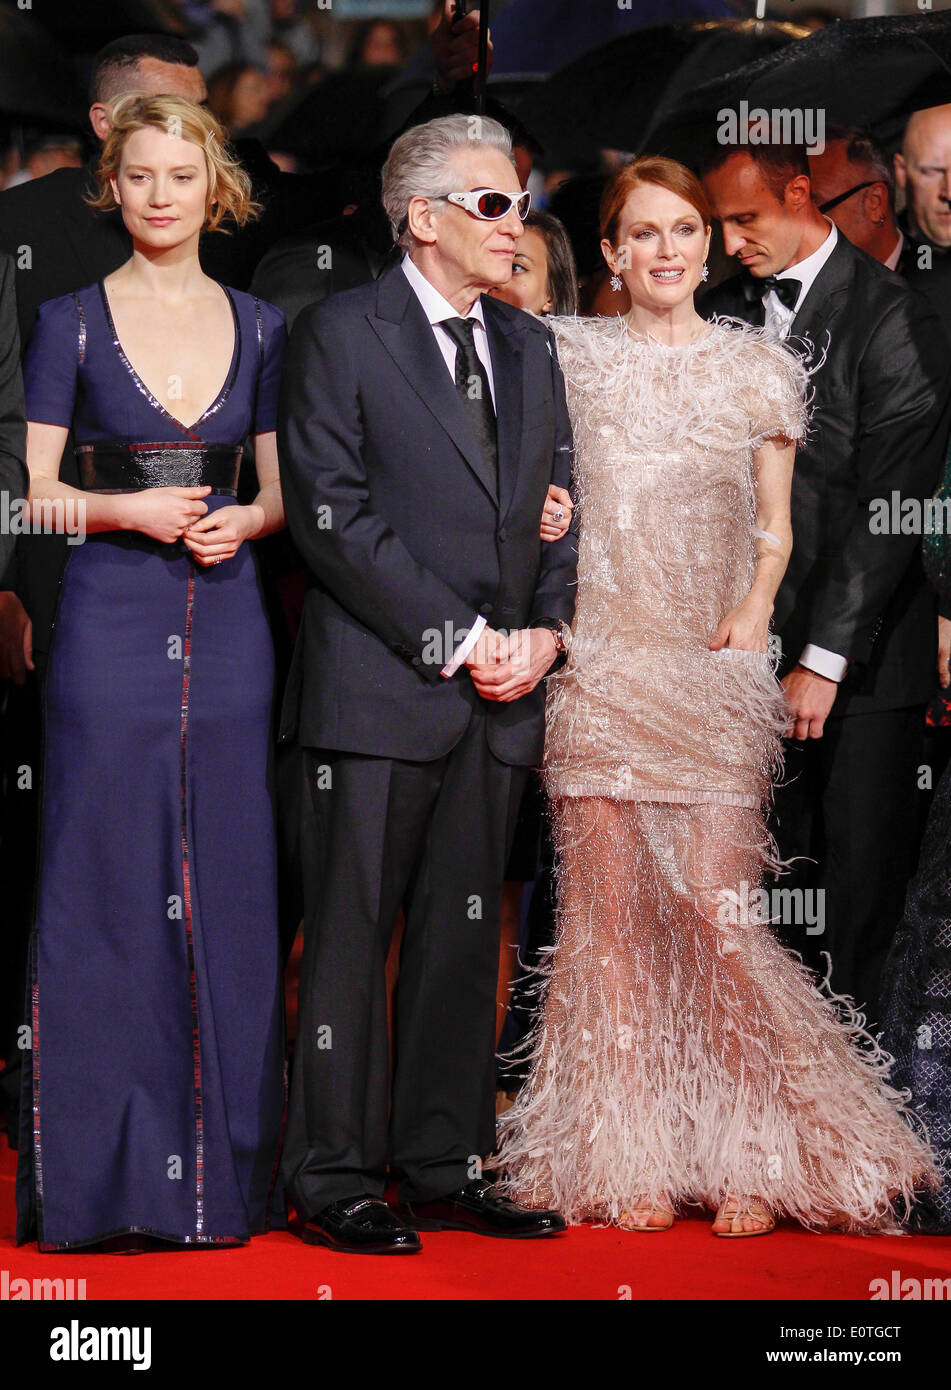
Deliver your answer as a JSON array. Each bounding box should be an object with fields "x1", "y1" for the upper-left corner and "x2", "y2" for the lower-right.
[{"x1": 277, "y1": 114, "x2": 576, "y2": 1254}]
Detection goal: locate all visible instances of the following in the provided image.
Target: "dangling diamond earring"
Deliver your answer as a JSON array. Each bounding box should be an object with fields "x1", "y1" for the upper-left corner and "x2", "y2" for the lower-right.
[
  {"x1": 610, "y1": 273, "x2": 623, "y2": 292},
  {"x1": 701, "y1": 262, "x2": 709, "y2": 282}
]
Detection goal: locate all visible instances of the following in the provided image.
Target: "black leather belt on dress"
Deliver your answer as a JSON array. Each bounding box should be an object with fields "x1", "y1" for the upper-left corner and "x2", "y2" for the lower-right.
[{"x1": 75, "y1": 442, "x2": 243, "y2": 494}]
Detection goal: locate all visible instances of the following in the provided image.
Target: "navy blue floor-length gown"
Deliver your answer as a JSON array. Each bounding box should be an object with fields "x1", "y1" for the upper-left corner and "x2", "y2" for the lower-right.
[{"x1": 16, "y1": 280, "x2": 288, "y2": 1249}]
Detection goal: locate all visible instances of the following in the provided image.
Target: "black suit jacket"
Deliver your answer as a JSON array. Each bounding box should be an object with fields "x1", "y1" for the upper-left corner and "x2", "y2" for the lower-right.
[
  {"x1": 250, "y1": 203, "x2": 398, "y2": 336},
  {"x1": 700, "y1": 234, "x2": 951, "y2": 715},
  {"x1": 0, "y1": 166, "x2": 129, "y2": 347},
  {"x1": 896, "y1": 217, "x2": 951, "y2": 340},
  {"x1": 0, "y1": 253, "x2": 27, "y2": 584},
  {"x1": 277, "y1": 260, "x2": 577, "y2": 766}
]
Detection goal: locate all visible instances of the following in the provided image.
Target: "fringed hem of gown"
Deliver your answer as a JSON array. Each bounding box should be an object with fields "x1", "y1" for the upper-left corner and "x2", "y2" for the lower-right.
[{"x1": 492, "y1": 793, "x2": 940, "y2": 1234}]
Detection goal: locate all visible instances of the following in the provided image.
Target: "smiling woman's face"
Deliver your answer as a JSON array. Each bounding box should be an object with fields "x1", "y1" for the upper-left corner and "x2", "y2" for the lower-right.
[
  {"x1": 488, "y1": 225, "x2": 552, "y2": 313},
  {"x1": 111, "y1": 124, "x2": 210, "y2": 250},
  {"x1": 603, "y1": 181, "x2": 710, "y2": 311}
]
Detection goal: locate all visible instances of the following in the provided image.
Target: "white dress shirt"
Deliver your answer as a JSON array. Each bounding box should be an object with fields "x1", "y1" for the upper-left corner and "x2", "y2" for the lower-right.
[
  {"x1": 762, "y1": 218, "x2": 838, "y2": 341},
  {"x1": 401, "y1": 253, "x2": 497, "y2": 407},
  {"x1": 884, "y1": 231, "x2": 904, "y2": 272},
  {"x1": 400, "y1": 254, "x2": 493, "y2": 675},
  {"x1": 760, "y1": 221, "x2": 849, "y2": 683}
]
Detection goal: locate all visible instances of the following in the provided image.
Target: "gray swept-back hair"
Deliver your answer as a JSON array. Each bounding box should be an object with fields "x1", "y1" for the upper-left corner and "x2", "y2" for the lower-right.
[{"x1": 382, "y1": 114, "x2": 516, "y2": 251}]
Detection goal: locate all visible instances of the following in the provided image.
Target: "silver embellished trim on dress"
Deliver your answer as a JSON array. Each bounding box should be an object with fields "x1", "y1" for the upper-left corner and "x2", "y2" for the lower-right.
[
  {"x1": 98, "y1": 280, "x2": 241, "y2": 439},
  {"x1": 72, "y1": 293, "x2": 86, "y2": 364},
  {"x1": 253, "y1": 296, "x2": 264, "y2": 365}
]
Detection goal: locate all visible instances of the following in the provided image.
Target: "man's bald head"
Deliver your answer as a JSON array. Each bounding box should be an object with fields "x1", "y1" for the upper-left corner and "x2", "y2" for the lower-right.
[
  {"x1": 904, "y1": 104, "x2": 951, "y2": 156},
  {"x1": 896, "y1": 103, "x2": 951, "y2": 248}
]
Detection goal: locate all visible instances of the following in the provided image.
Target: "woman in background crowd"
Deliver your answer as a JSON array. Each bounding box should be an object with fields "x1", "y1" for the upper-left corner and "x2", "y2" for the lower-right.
[
  {"x1": 207, "y1": 61, "x2": 273, "y2": 134},
  {"x1": 489, "y1": 210, "x2": 579, "y2": 319}
]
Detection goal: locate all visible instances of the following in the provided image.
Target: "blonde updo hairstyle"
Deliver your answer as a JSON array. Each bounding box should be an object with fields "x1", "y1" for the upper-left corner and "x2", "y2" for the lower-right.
[{"x1": 85, "y1": 93, "x2": 260, "y2": 233}]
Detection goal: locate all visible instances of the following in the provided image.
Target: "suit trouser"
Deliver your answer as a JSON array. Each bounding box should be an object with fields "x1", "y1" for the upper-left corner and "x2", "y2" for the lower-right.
[
  {"x1": 281, "y1": 704, "x2": 528, "y2": 1215},
  {"x1": 769, "y1": 706, "x2": 924, "y2": 1028}
]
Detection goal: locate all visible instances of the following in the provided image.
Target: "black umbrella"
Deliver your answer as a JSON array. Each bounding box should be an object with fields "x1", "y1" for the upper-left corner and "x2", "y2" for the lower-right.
[
  {"x1": 261, "y1": 67, "x2": 400, "y2": 165},
  {"x1": 643, "y1": 10, "x2": 951, "y2": 165},
  {"x1": 510, "y1": 18, "x2": 809, "y2": 160},
  {"x1": 375, "y1": 73, "x2": 546, "y2": 162},
  {"x1": 0, "y1": 6, "x2": 87, "y2": 128},
  {"x1": 475, "y1": 0, "x2": 490, "y2": 115},
  {"x1": 375, "y1": 0, "x2": 542, "y2": 148},
  {"x1": 22, "y1": 0, "x2": 180, "y2": 51}
]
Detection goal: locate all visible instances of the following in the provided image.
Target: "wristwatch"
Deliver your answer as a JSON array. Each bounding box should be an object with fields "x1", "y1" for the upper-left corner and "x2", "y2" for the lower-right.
[{"x1": 533, "y1": 617, "x2": 573, "y2": 656}]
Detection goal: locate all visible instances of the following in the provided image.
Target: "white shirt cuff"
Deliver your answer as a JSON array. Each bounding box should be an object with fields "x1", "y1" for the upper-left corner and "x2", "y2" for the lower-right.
[
  {"x1": 441, "y1": 614, "x2": 486, "y2": 678},
  {"x1": 799, "y1": 643, "x2": 848, "y2": 682}
]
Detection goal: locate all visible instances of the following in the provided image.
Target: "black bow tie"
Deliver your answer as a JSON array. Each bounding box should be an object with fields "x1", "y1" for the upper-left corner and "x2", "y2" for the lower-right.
[{"x1": 743, "y1": 274, "x2": 802, "y2": 311}]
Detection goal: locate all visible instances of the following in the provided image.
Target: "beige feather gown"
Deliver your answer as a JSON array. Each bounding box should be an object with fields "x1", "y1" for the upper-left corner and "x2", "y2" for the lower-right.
[{"x1": 493, "y1": 314, "x2": 938, "y2": 1232}]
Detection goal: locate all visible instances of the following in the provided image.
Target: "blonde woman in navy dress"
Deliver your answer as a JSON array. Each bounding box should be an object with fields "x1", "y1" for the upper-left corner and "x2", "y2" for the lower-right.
[{"x1": 17, "y1": 95, "x2": 287, "y2": 1250}]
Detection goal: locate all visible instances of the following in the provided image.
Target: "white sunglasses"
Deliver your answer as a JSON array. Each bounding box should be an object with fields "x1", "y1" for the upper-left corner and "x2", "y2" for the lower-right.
[{"x1": 431, "y1": 187, "x2": 532, "y2": 221}]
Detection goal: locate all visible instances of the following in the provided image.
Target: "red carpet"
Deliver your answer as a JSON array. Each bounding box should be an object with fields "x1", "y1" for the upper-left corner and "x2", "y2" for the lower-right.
[{"x1": 3, "y1": 1143, "x2": 949, "y2": 1300}]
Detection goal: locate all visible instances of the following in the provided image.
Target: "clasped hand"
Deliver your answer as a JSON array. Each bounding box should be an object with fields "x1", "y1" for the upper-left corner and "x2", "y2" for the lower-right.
[
  {"x1": 124, "y1": 486, "x2": 260, "y2": 566},
  {"x1": 465, "y1": 626, "x2": 558, "y2": 702}
]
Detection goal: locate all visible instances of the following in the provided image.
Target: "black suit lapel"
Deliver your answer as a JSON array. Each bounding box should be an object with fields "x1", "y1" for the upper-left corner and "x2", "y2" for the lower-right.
[
  {"x1": 706, "y1": 240, "x2": 853, "y2": 354},
  {"x1": 745, "y1": 292, "x2": 765, "y2": 328},
  {"x1": 788, "y1": 236, "x2": 852, "y2": 362},
  {"x1": 368, "y1": 262, "x2": 498, "y2": 504}
]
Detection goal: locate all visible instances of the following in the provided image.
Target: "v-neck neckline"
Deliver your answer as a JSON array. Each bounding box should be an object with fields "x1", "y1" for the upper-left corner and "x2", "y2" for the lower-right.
[{"x1": 99, "y1": 278, "x2": 240, "y2": 437}]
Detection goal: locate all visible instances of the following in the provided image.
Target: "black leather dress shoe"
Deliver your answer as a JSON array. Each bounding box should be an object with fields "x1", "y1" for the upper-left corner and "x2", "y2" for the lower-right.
[
  {"x1": 296, "y1": 1195, "x2": 421, "y2": 1254},
  {"x1": 397, "y1": 1179, "x2": 566, "y2": 1238}
]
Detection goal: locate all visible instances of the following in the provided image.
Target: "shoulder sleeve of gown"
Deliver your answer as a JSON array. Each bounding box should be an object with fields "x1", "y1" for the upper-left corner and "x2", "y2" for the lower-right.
[
  {"x1": 545, "y1": 314, "x2": 603, "y2": 398},
  {"x1": 252, "y1": 298, "x2": 288, "y2": 435},
  {"x1": 22, "y1": 294, "x2": 81, "y2": 427},
  {"x1": 547, "y1": 313, "x2": 592, "y2": 362},
  {"x1": 747, "y1": 336, "x2": 810, "y2": 448}
]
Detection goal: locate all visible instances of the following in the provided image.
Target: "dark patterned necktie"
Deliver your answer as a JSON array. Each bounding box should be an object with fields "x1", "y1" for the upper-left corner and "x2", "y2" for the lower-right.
[{"x1": 440, "y1": 316, "x2": 498, "y2": 493}]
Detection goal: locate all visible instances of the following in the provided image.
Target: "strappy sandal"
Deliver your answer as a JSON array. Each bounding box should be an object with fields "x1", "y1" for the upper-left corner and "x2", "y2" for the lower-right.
[
  {"x1": 619, "y1": 1196, "x2": 676, "y2": 1232},
  {"x1": 713, "y1": 1194, "x2": 775, "y2": 1237}
]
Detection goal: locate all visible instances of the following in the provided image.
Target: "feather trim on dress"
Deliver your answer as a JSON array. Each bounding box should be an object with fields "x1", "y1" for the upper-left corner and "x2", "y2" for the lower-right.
[{"x1": 494, "y1": 314, "x2": 938, "y2": 1231}]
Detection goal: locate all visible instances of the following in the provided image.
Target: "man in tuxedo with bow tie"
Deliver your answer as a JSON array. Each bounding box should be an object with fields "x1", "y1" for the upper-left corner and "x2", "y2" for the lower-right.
[
  {"x1": 700, "y1": 141, "x2": 951, "y2": 1025},
  {"x1": 276, "y1": 115, "x2": 575, "y2": 1253}
]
